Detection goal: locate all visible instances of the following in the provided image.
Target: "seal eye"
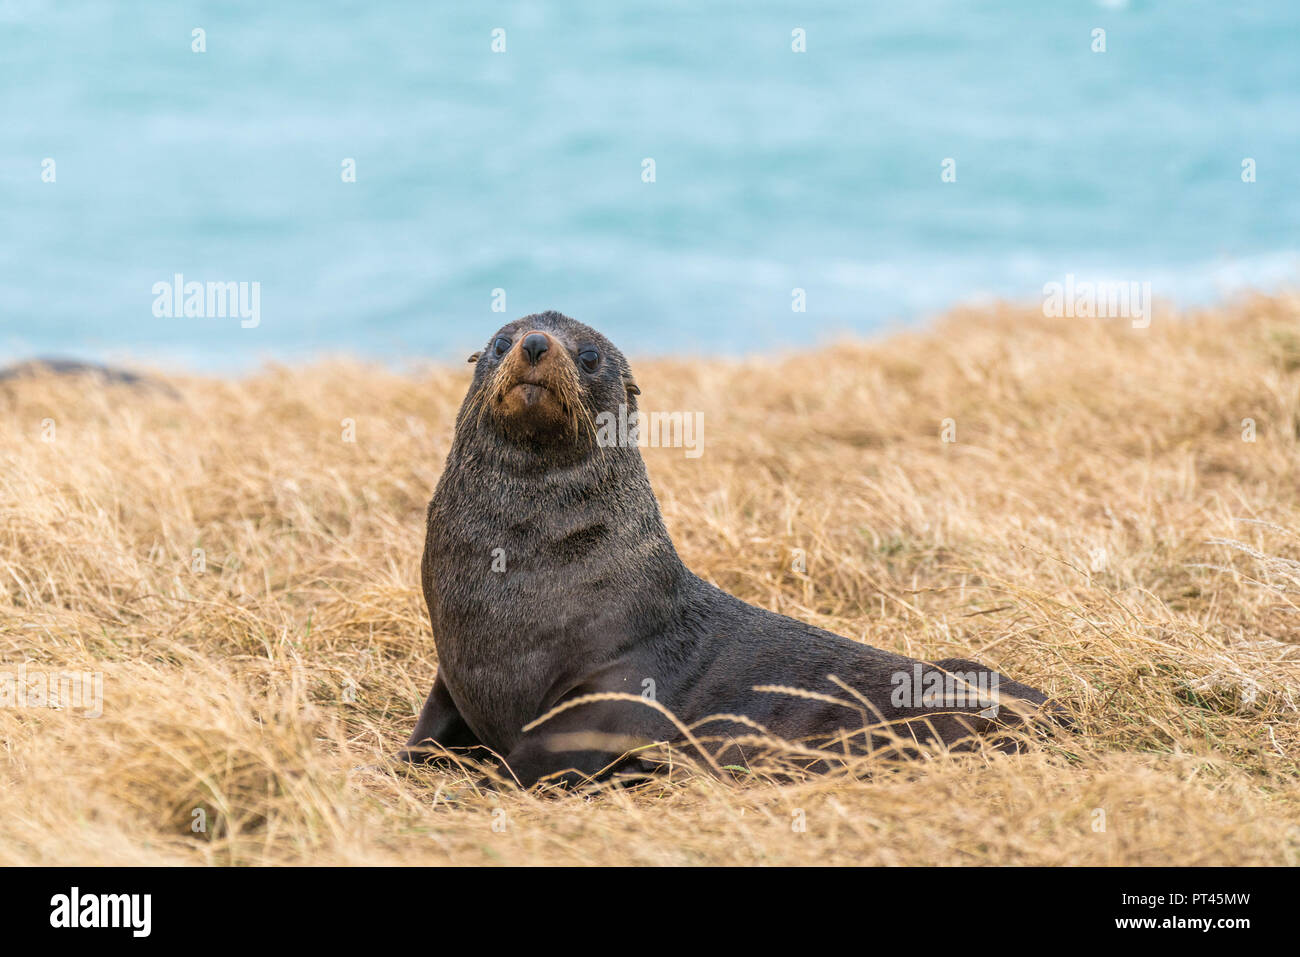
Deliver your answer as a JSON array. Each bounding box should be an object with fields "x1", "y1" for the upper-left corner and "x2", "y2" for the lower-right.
[
  {"x1": 492, "y1": 336, "x2": 511, "y2": 357},
  {"x1": 578, "y1": 348, "x2": 600, "y2": 373}
]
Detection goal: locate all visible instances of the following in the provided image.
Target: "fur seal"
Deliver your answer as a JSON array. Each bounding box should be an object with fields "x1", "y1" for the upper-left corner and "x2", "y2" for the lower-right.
[{"x1": 398, "y1": 311, "x2": 1061, "y2": 787}]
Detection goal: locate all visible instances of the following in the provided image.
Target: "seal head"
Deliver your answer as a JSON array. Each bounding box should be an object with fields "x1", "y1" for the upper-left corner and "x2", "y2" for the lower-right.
[{"x1": 463, "y1": 313, "x2": 639, "y2": 453}]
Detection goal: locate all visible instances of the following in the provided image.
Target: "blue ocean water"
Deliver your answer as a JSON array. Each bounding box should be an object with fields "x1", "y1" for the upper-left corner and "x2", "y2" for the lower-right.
[{"x1": 2, "y1": 1, "x2": 1297, "y2": 370}]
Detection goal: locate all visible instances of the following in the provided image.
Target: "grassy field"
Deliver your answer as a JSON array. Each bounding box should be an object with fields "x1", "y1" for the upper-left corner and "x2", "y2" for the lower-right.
[{"x1": 3, "y1": 295, "x2": 1300, "y2": 866}]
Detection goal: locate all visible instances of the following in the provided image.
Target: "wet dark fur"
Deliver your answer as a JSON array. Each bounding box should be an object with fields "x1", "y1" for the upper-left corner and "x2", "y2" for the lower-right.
[{"x1": 399, "y1": 312, "x2": 1063, "y2": 788}]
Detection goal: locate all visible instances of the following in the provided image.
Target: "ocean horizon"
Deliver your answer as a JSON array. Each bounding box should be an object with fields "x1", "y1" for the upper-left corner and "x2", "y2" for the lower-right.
[{"x1": 3, "y1": 0, "x2": 1298, "y2": 371}]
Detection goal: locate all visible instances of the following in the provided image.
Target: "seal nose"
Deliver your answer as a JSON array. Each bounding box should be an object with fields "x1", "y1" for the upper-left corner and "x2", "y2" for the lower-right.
[{"x1": 520, "y1": 332, "x2": 549, "y2": 366}]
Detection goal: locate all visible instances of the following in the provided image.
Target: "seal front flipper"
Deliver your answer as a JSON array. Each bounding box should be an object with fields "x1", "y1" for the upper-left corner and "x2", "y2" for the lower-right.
[{"x1": 396, "y1": 672, "x2": 493, "y2": 770}]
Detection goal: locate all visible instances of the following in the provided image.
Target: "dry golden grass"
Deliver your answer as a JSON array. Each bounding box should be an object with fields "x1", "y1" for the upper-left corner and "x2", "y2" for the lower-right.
[{"x1": 4, "y1": 294, "x2": 1300, "y2": 866}]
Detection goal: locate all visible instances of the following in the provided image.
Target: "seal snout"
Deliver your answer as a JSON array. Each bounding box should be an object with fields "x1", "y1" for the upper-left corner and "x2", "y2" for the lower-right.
[
  {"x1": 483, "y1": 326, "x2": 590, "y2": 439},
  {"x1": 508, "y1": 330, "x2": 559, "y2": 394},
  {"x1": 520, "y1": 332, "x2": 550, "y2": 365}
]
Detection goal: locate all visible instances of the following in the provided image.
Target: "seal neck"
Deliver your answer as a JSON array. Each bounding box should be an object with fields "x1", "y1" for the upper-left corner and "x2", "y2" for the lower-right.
[{"x1": 440, "y1": 426, "x2": 682, "y2": 563}]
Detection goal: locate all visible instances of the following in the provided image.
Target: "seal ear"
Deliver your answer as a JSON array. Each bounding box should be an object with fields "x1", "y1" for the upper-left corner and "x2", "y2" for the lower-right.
[
  {"x1": 624, "y1": 377, "x2": 640, "y2": 397},
  {"x1": 467, "y1": 351, "x2": 481, "y2": 364}
]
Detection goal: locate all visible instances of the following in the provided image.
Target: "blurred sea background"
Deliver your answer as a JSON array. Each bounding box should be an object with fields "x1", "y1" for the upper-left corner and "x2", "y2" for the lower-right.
[{"x1": 2, "y1": 0, "x2": 1297, "y2": 371}]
